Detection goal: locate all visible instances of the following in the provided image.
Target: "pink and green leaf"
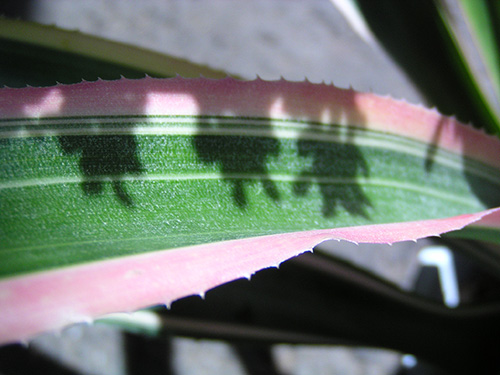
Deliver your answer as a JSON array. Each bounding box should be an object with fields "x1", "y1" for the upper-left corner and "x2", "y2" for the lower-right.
[{"x1": 1, "y1": 77, "x2": 500, "y2": 343}]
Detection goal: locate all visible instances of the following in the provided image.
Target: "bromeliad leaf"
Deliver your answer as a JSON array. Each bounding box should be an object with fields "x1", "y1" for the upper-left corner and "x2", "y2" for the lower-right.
[{"x1": 1, "y1": 77, "x2": 500, "y2": 343}]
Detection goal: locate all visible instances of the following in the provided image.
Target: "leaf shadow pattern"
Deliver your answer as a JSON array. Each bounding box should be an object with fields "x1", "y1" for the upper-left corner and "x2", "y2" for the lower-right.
[
  {"x1": 191, "y1": 79, "x2": 371, "y2": 217},
  {"x1": 426, "y1": 115, "x2": 500, "y2": 210},
  {"x1": 279, "y1": 83, "x2": 371, "y2": 218},
  {"x1": 3, "y1": 81, "x2": 147, "y2": 208},
  {"x1": 7, "y1": 78, "x2": 370, "y2": 217},
  {"x1": 193, "y1": 130, "x2": 280, "y2": 208},
  {"x1": 59, "y1": 134, "x2": 143, "y2": 207},
  {"x1": 424, "y1": 116, "x2": 446, "y2": 172},
  {"x1": 293, "y1": 129, "x2": 370, "y2": 218},
  {"x1": 191, "y1": 81, "x2": 282, "y2": 209}
]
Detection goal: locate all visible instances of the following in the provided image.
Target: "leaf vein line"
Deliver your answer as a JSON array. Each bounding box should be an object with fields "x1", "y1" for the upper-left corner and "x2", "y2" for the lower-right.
[{"x1": 0, "y1": 174, "x2": 479, "y2": 208}]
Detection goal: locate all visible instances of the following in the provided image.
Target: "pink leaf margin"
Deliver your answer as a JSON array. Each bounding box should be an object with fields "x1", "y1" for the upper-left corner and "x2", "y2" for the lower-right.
[{"x1": 1, "y1": 207, "x2": 499, "y2": 345}]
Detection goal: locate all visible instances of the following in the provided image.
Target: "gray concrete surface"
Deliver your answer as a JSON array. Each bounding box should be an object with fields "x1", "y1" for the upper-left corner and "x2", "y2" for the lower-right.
[
  {"x1": 27, "y1": 0, "x2": 425, "y2": 101},
  {"x1": 1, "y1": 1, "x2": 432, "y2": 374}
]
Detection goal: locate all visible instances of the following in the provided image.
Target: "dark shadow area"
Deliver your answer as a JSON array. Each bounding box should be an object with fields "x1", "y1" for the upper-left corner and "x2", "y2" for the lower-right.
[
  {"x1": 487, "y1": 0, "x2": 500, "y2": 70},
  {"x1": 59, "y1": 135, "x2": 143, "y2": 207},
  {"x1": 394, "y1": 360, "x2": 453, "y2": 375},
  {"x1": 424, "y1": 117, "x2": 446, "y2": 173},
  {"x1": 0, "y1": 0, "x2": 33, "y2": 20},
  {"x1": 392, "y1": 240, "x2": 500, "y2": 374},
  {"x1": 234, "y1": 343, "x2": 285, "y2": 375},
  {"x1": 194, "y1": 132, "x2": 280, "y2": 208},
  {"x1": 454, "y1": 249, "x2": 500, "y2": 304},
  {"x1": 165, "y1": 249, "x2": 500, "y2": 374},
  {"x1": 124, "y1": 332, "x2": 173, "y2": 375},
  {"x1": 464, "y1": 167, "x2": 500, "y2": 209},
  {"x1": 0, "y1": 343, "x2": 80, "y2": 375},
  {"x1": 0, "y1": 39, "x2": 151, "y2": 89},
  {"x1": 438, "y1": 238, "x2": 500, "y2": 304},
  {"x1": 464, "y1": 163, "x2": 500, "y2": 210},
  {"x1": 293, "y1": 130, "x2": 370, "y2": 217},
  {"x1": 412, "y1": 266, "x2": 444, "y2": 304}
]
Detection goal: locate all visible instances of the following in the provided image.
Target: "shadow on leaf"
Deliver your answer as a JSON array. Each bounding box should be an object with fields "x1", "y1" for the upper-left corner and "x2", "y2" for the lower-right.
[
  {"x1": 193, "y1": 132, "x2": 280, "y2": 208},
  {"x1": 294, "y1": 134, "x2": 370, "y2": 218},
  {"x1": 59, "y1": 134, "x2": 143, "y2": 207}
]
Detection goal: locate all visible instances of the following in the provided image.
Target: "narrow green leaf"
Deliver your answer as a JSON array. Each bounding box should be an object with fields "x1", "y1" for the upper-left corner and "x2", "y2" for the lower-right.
[
  {"x1": 458, "y1": 0, "x2": 500, "y2": 114},
  {"x1": 0, "y1": 18, "x2": 229, "y2": 84},
  {"x1": 434, "y1": 0, "x2": 500, "y2": 134}
]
